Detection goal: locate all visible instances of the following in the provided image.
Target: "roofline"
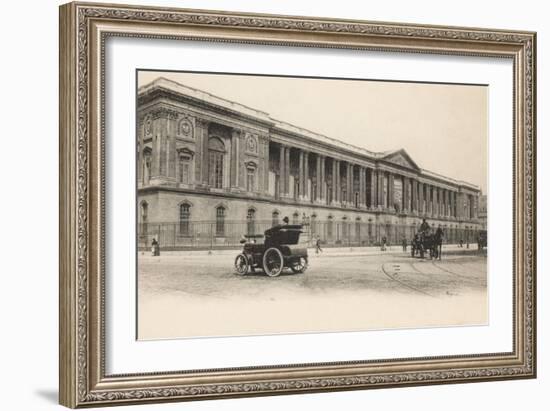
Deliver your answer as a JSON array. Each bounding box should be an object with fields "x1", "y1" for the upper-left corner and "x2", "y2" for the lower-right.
[{"x1": 138, "y1": 78, "x2": 482, "y2": 192}]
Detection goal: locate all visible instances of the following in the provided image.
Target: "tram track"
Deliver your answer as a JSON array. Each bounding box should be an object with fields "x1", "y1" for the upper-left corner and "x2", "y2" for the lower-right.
[
  {"x1": 430, "y1": 260, "x2": 485, "y2": 285},
  {"x1": 380, "y1": 263, "x2": 437, "y2": 298}
]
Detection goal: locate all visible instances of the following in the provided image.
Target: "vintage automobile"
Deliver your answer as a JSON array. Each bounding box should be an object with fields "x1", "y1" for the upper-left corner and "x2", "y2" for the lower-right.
[{"x1": 234, "y1": 224, "x2": 309, "y2": 277}]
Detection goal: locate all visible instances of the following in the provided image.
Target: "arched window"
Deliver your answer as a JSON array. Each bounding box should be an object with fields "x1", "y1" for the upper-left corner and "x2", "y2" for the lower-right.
[
  {"x1": 179, "y1": 203, "x2": 190, "y2": 235},
  {"x1": 293, "y1": 211, "x2": 299, "y2": 225},
  {"x1": 215, "y1": 206, "x2": 225, "y2": 236},
  {"x1": 272, "y1": 211, "x2": 280, "y2": 227},
  {"x1": 140, "y1": 202, "x2": 148, "y2": 236},
  {"x1": 247, "y1": 208, "x2": 256, "y2": 235},
  {"x1": 327, "y1": 216, "x2": 334, "y2": 238},
  {"x1": 209, "y1": 137, "x2": 225, "y2": 189}
]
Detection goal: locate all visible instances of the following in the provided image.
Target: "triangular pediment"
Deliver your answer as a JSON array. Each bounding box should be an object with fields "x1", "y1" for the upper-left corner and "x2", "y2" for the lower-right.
[{"x1": 381, "y1": 149, "x2": 420, "y2": 171}]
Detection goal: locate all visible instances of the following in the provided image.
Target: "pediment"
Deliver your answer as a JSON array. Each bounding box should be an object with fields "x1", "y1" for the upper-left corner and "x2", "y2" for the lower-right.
[{"x1": 381, "y1": 149, "x2": 420, "y2": 171}]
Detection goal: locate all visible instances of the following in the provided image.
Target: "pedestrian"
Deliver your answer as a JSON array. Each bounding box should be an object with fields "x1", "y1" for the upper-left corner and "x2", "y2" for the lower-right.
[
  {"x1": 315, "y1": 236, "x2": 323, "y2": 254},
  {"x1": 459, "y1": 238, "x2": 464, "y2": 248},
  {"x1": 402, "y1": 236, "x2": 407, "y2": 252},
  {"x1": 151, "y1": 238, "x2": 159, "y2": 256},
  {"x1": 381, "y1": 236, "x2": 387, "y2": 251}
]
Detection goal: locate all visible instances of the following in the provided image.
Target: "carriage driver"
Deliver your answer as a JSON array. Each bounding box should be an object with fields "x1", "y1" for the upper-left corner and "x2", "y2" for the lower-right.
[{"x1": 419, "y1": 218, "x2": 431, "y2": 238}]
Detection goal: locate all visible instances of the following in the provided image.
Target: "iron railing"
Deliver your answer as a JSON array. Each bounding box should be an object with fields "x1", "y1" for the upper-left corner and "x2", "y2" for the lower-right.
[{"x1": 138, "y1": 220, "x2": 484, "y2": 251}]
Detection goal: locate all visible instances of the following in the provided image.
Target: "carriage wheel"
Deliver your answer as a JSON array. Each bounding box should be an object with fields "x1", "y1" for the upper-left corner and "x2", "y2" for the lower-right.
[
  {"x1": 290, "y1": 257, "x2": 308, "y2": 274},
  {"x1": 234, "y1": 253, "x2": 249, "y2": 276},
  {"x1": 263, "y1": 248, "x2": 284, "y2": 277}
]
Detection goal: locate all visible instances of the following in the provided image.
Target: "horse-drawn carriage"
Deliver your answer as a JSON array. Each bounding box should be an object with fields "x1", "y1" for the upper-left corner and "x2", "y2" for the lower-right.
[
  {"x1": 234, "y1": 224, "x2": 308, "y2": 277},
  {"x1": 411, "y1": 230, "x2": 443, "y2": 259},
  {"x1": 477, "y1": 230, "x2": 487, "y2": 250}
]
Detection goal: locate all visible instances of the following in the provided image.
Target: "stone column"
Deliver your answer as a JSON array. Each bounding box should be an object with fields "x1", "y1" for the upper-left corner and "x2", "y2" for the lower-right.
[
  {"x1": 279, "y1": 144, "x2": 285, "y2": 196},
  {"x1": 388, "y1": 173, "x2": 395, "y2": 210},
  {"x1": 359, "y1": 167, "x2": 365, "y2": 207},
  {"x1": 452, "y1": 191, "x2": 458, "y2": 218},
  {"x1": 298, "y1": 150, "x2": 304, "y2": 199},
  {"x1": 411, "y1": 179, "x2": 417, "y2": 213},
  {"x1": 285, "y1": 146, "x2": 290, "y2": 196},
  {"x1": 230, "y1": 129, "x2": 241, "y2": 189},
  {"x1": 346, "y1": 163, "x2": 352, "y2": 204},
  {"x1": 332, "y1": 159, "x2": 338, "y2": 205},
  {"x1": 263, "y1": 138, "x2": 270, "y2": 195},
  {"x1": 192, "y1": 118, "x2": 208, "y2": 185},
  {"x1": 336, "y1": 160, "x2": 341, "y2": 203},
  {"x1": 370, "y1": 169, "x2": 377, "y2": 209},
  {"x1": 436, "y1": 187, "x2": 441, "y2": 217},
  {"x1": 316, "y1": 154, "x2": 321, "y2": 202},
  {"x1": 137, "y1": 117, "x2": 144, "y2": 183},
  {"x1": 378, "y1": 171, "x2": 385, "y2": 208},
  {"x1": 304, "y1": 151, "x2": 309, "y2": 200},
  {"x1": 431, "y1": 186, "x2": 436, "y2": 216},
  {"x1": 320, "y1": 155, "x2": 326, "y2": 202},
  {"x1": 403, "y1": 176, "x2": 409, "y2": 212}
]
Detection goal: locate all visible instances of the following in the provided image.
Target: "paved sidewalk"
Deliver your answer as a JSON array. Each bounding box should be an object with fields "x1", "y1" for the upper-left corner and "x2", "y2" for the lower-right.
[{"x1": 144, "y1": 244, "x2": 484, "y2": 258}]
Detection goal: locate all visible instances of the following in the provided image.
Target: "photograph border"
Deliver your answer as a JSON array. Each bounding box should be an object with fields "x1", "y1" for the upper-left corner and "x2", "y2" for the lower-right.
[{"x1": 59, "y1": 2, "x2": 536, "y2": 407}]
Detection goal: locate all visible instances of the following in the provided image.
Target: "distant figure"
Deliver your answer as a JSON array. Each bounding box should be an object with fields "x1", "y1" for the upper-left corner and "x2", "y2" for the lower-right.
[
  {"x1": 435, "y1": 226, "x2": 444, "y2": 260},
  {"x1": 459, "y1": 238, "x2": 464, "y2": 248},
  {"x1": 419, "y1": 218, "x2": 430, "y2": 238},
  {"x1": 402, "y1": 236, "x2": 407, "y2": 252},
  {"x1": 381, "y1": 236, "x2": 387, "y2": 251},
  {"x1": 315, "y1": 236, "x2": 323, "y2": 254},
  {"x1": 151, "y1": 238, "x2": 160, "y2": 256}
]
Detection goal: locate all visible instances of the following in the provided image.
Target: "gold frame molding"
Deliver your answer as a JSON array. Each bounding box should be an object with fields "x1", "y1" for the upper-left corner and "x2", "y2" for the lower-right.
[{"x1": 59, "y1": 2, "x2": 537, "y2": 408}]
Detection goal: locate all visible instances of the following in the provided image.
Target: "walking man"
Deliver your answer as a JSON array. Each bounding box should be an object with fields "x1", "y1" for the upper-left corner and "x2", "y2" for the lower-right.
[{"x1": 315, "y1": 236, "x2": 323, "y2": 254}]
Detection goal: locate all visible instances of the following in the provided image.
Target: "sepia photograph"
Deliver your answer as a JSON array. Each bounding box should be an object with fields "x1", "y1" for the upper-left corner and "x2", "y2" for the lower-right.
[{"x1": 136, "y1": 70, "x2": 488, "y2": 340}]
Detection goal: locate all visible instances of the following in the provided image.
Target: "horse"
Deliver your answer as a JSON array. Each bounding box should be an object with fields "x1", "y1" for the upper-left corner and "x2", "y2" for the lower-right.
[{"x1": 411, "y1": 230, "x2": 443, "y2": 260}]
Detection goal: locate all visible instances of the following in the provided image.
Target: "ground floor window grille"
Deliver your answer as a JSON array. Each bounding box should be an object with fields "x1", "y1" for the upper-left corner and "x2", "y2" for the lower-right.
[
  {"x1": 247, "y1": 208, "x2": 256, "y2": 235},
  {"x1": 215, "y1": 206, "x2": 225, "y2": 236},
  {"x1": 179, "y1": 203, "x2": 190, "y2": 235}
]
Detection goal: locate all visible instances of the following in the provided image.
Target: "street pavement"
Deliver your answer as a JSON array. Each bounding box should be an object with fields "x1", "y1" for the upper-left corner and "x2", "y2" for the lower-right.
[{"x1": 137, "y1": 249, "x2": 487, "y2": 339}]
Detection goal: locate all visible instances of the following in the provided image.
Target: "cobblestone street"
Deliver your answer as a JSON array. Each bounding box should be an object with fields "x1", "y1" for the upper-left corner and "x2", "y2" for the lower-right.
[{"x1": 138, "y1": 247, "x2": 487, "y2": 339}]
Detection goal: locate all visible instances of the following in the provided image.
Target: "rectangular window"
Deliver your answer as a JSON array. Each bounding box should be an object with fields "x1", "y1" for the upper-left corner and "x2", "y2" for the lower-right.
[
  {"x1": 179, "y1": 157, "x2": 190, "y2": 184},
  {"x1": 179, "y1": 205, "x2": 190, "y2": 235},
  {"x1": 216, "y1": 207, "x2": 225, "y2": 236},
  {"x1": 209, "y1": 152, "x2": 224, "y2": 188},
  {"x1": 247, "y1": 168, "x2": 255, "y2": 192}
]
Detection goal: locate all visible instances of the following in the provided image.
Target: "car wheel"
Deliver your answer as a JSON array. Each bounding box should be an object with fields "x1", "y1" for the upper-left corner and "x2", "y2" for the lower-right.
[
  {"x1": 234, "y1": 253, "x2": 248, "y2": 275},
  {"x1": 290, "y1": 257, "x2": 308, "y2": 274},
  {"x1": 263, "y1": 248, "x2": 284, "y2": 277}
]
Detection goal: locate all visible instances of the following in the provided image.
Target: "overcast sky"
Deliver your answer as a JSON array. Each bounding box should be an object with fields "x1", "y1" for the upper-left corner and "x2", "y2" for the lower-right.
[{"x1": 138, "y1": 71, "x2": 488, "y2": 193}]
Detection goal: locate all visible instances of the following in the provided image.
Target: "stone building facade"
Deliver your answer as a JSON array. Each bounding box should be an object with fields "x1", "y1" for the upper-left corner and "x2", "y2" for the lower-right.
[{"x1": 137, "y1": 78, "x2": 481, "y2": 248}]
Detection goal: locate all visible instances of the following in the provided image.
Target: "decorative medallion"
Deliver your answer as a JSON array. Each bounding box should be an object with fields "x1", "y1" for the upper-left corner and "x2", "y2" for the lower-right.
[
  {"x1": 178, "y1": 118, "x2": 194, "y2": 138},
  {"x1": 245, "y1": 133, "x2": 258, "y2": 154},
  {"x1": 144, "y1": 115, "x2": 152, "y2": 136}
]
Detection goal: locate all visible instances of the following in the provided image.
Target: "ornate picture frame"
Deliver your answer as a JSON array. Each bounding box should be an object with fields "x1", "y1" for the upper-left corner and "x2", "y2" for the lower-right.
[{"x1": 59, "y1": 1, "x2": 536, "y2": 408}]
